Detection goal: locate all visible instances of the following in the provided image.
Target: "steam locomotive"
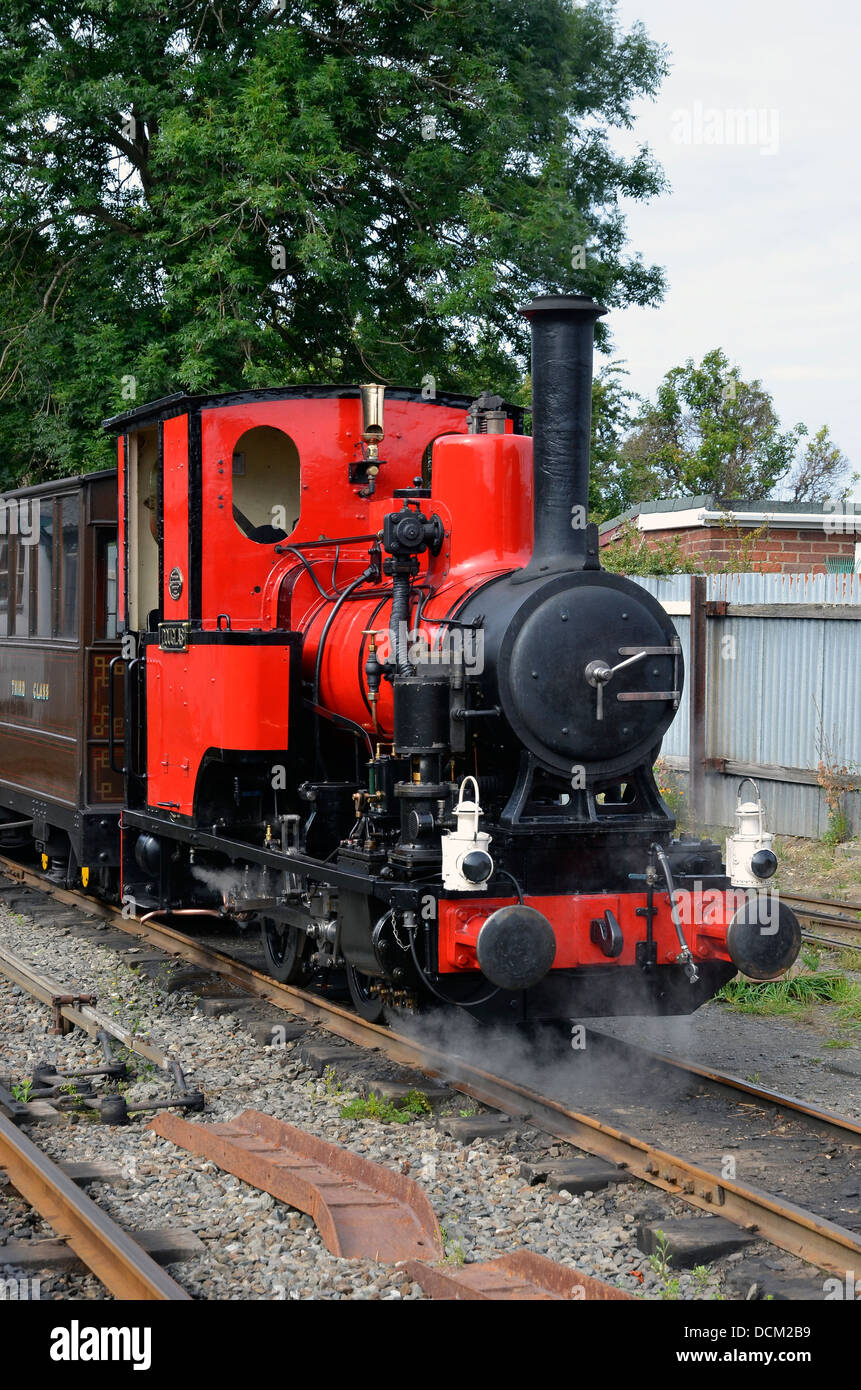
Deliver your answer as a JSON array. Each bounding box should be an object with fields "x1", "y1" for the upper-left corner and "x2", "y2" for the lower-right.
[{"x1": 0, "y1": 295, "x2": 801, "y2": 1022}]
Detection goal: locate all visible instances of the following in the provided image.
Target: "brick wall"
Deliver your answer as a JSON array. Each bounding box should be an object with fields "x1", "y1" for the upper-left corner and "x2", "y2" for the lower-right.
[{"x1": 599, "y1": 524, "x2": 857, "y2": 574}]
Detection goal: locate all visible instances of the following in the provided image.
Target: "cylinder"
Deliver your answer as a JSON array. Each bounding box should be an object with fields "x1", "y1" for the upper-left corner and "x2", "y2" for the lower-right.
[
  {"x1": 518, "y1": 294, "x2": 606, "y2": 575},
  {"x1": 392, "y1": 674, "x2": 450, "y2": 755}
]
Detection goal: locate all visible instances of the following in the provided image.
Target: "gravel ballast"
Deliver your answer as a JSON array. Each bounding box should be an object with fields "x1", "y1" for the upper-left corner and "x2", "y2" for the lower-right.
[{"x1": 0, "y1": 897, "x2": 829, "y2": 1301}]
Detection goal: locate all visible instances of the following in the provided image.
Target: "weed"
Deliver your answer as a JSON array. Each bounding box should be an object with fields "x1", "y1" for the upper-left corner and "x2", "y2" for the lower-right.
[
  {"x1": 59, "y1": 1081, "x2": 84, "y2": 1108},
  {"x1": 320, "y1": 1065, "x2": 343, "y2": 1098},
  {"x1": 814, "y1": 701, "x2": 859, "y2": 845},
  {"x1": 647, "y1": 1230, "x2": 672, "y2": 1280},
  {"x1": 443, "y1": 1239, "x2": 466, "y2": 1267},
  {"x1": 835, "y1": 981, "x2": 861, "y2": 1029},
  {"x1": 648, "y1": 1230, "x2": 682, "y2": 1300},
  {"x1": 305, "y1": 1066, "x2": 345, "y2": 1103},
  {"x1": 340, "y1": 1089, "x2": 431, "y2": 1125},
  {"x1": 801, "y1": 947, "x2": 822, "y2": 972},
  {"x1": 823, "y1": 1038, "x2": 853, "y2": 1049},
  {"x1": 653, "y1": 756, "x2": 686, "y2": 822},
  {"x1": 11, "y1": 1077, "x2": 33, "y2": 1103},
  {"x1": 716, "y1": 971, "x2": 854, "y2": 1017},
  {"x1": 837, "y1": 948, "x2": 861, "y2": 973}
]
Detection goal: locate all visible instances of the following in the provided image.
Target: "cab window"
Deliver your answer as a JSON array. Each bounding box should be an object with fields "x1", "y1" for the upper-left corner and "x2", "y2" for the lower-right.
[{"x1": 231, "y1": 426, "x2": 300, "y2": 544}]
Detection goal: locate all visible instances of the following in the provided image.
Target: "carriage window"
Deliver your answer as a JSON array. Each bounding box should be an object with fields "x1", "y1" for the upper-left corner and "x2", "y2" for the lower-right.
[
  {"x1": 231, "y1": 426, "x2": 300, "y2": 544},
  {"x1": 96, "y1": 531, "x2": 118, "y2": 639},
  {"x1": 58, "y1": 495, "x2": 80, "y2": 638},
  {"x1": 0, "y1": 537, "x2": 8, "y2": 637},
  {"x1": 13, "y1": 533, "x2": 30, "y2": 636},
  {"x1": 34, "y1": 501, "x2": 54, "y2": 638}
]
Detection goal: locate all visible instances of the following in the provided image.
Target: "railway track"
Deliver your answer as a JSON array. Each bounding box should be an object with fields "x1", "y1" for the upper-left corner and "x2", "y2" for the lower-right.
[
  {"x1": 0, "y1": 1109, "x2": 189, "y2": 1300},
  {"x1": 781, "y1": 892, "x2": 861, "y2": 953},
  {"x1": 1, "y1": 854, "x2": 860, "y2": 1286}
]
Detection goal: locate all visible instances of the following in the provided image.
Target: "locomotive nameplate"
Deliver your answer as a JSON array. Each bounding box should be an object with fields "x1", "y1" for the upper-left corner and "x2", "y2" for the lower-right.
[
  {"x1": 168, "y1": 566, "x2": 184, "y2": 601},
  {"x1": 159, "y1": 621, "x2": 190, "y2": 652}
]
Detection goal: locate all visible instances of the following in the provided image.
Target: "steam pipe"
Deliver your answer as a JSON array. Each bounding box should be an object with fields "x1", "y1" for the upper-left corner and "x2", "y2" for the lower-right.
[{"x1": 517, "y1": 294, "x2": 607, "y2": 577}]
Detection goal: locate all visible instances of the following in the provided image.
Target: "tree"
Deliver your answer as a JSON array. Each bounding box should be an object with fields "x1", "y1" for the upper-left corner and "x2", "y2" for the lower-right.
[
  {"x1": 0, "y1": 0, "x2": 669, "y2": 485},
  {"x1": 788, "y1": 425, "x2": 856, "y2": 503},
  {"x1": 619, "y1": 348, "x2": 803, "y2": 502},
  {"x1": 588, "y1": 359, "x2": 639, "y2": 520}
]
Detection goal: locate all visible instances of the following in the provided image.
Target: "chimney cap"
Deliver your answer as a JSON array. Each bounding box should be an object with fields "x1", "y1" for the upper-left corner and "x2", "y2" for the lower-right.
[{"x1": 518, "y1": 294, "x2": 608, "y2": 320}]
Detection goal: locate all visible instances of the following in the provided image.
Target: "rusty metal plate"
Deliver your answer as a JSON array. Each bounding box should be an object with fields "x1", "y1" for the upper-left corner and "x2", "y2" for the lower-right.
[
  {"x1": 149, "y1": 1109, "x2": 443, "y2": 1263},
  {"x1": 404, "y1": 1249, "x2": 633, "y2": 1300}
]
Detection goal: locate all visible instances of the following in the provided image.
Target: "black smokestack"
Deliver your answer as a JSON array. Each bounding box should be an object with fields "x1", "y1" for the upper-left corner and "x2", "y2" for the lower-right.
[{"x1": 518, "y1": 294, "x2": 607, "y2": 578}]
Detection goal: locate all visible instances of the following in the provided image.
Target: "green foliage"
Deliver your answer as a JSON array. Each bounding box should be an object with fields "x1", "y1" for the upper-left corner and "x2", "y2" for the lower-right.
[
  {"x1": 588, "y1": 360, "x2": 639, "y2": 520},
  {"x1": 340, "y1": 1088, "x2": 431, "y2": 1124},
  {"x1": 601, "y1": 521, "x2": 700, "y2": 576},
  {"x1": 619, "y1": 348, "x2": 804, "y2": 501},
  {"x1": 790, "y1": 425, "x2": 857, "y2": 502},
  {"x1": 592, "y1": 353, "x2": 853, "y2": 538},
  {"x1": 653, "y1": 756, "x2": 686, "y2": 821},
  {"x1": 11, "y1": 1077, "x2": 33, "y2": 1103},
  {"x1": 716, "y1": 971, "x2": 858, "y2": 1017},
  {"x1": 647, "y1": 1228, "x2": 681, "y2": 1297},
  {"x1": 823, "y1": 808, "x2": 851, "y2": 847},
  {"x1": 0, "y1": 0, "x2": 669, "y2": 485},
  {"x1": 647, "y1": 1229, "x2": 671, "y2": 1278}
]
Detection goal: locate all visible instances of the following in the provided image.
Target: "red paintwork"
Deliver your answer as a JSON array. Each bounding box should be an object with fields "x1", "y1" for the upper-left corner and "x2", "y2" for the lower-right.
[
  {"x1": 118, "y1": 393, "x2": 475, "y2": 813},
  {"x1": 117, "y1": 437, "x2": 126, "y2": 622},
  {"x1": 145, "y1": 642, "x2": 294, "y2": 816},
  {"x1": 198, "y1": 397, "x2": 470, "y2": 630},
  {"x1": 299, "y1": 432, "x2": 534, "y2": 735},
  {"x1": 437, "y1": 892, "x2": 734, "y2": 973},
  {"x1": 162, "y1": 416, "x2": 190, "y2": 622}
]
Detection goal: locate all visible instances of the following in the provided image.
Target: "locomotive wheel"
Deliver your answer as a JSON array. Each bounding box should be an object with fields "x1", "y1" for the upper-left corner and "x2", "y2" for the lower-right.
[
  {"x1": 260, "y1": 917, "x2": 311, "y2": 985},
  {"x1": 346, "y1": 964, "x2": 386, "y2": 1023}
]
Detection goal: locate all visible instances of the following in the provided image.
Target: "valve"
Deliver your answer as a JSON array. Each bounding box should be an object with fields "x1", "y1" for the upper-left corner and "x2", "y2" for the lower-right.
[{"x1": 382, "y1": 502, "x2": 444, "y2": 561}]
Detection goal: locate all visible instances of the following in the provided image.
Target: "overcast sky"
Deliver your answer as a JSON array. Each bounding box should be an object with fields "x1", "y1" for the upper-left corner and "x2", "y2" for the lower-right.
[{"x1": 606, "y1": 0, "x2": 860, "y2": 497}]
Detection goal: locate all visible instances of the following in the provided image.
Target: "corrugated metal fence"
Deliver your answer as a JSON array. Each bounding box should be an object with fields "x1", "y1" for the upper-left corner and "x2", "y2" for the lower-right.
[{"x1": 629, "y1": 573, "x2": 861, "y2": 839}]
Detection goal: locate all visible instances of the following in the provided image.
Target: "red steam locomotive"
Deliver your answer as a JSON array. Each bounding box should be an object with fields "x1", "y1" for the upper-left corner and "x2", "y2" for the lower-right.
[{"x1": 0, "y1": 296, "x2": 801, "y2": 1022}]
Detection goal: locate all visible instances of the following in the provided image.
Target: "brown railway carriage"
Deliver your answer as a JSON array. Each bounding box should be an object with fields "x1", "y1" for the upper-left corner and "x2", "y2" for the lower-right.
[{"x1": 0, "y1": 469, "x2": 122, "y2": 886}]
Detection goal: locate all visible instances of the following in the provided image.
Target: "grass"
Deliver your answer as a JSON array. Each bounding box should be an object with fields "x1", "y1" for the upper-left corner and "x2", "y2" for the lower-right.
[
  {"x1": 835, "y1": 982, "x2": 861, "y2": 1028},
  {"x1": 836, "y1": 948, "x2": 861, "y2": 973},
  {"x1": 340, "y1": 1089, "x2": 432, "y2": 1125},
  {"x1": 716, "y1": 970, "x2": 860, "y2": 1020}
]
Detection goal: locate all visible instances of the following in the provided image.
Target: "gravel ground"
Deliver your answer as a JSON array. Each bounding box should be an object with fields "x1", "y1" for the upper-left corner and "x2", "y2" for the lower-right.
[
  {"x1": 0, "y1": 899, "x2": 744, "y2": 1302},
  {"x1": 588, "y1": 956, "x2": 861, "y2": 1121}
]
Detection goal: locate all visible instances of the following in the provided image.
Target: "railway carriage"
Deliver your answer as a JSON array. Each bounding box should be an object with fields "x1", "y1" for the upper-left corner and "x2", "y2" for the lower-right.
[{"x1": 0, "y1": 470, "x2": 122, "y2": 888}]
